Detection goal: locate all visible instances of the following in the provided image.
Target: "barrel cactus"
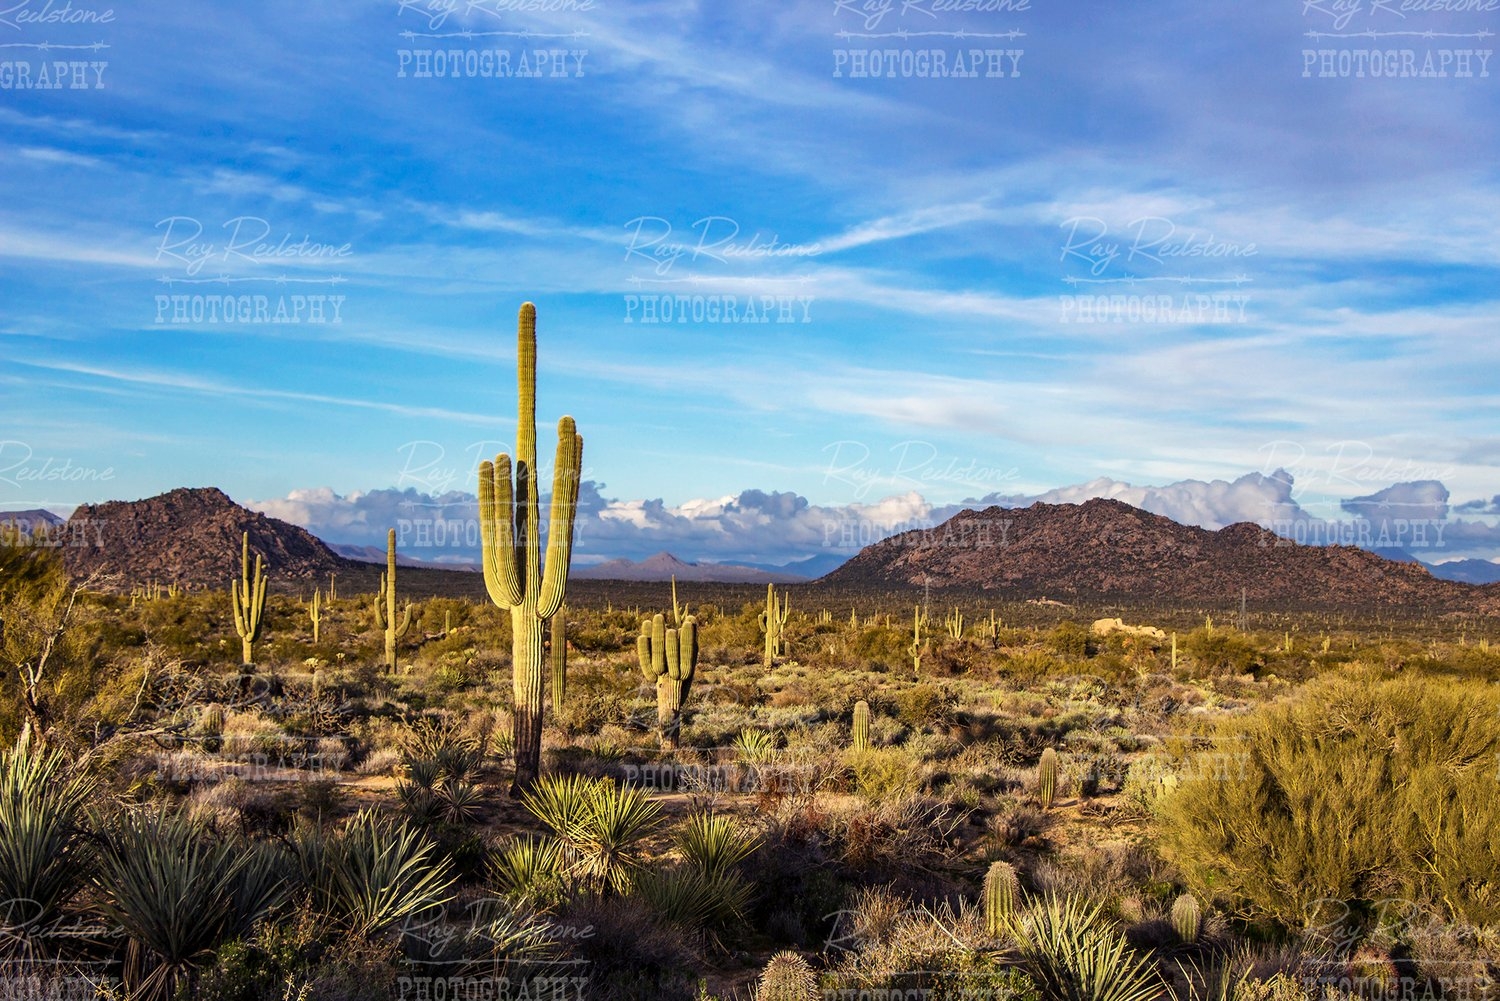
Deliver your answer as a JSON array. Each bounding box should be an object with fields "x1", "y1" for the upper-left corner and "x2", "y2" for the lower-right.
[
  {"x1": 758, "y1": 950, "x2": 817, "y2": 1001},
  {"x1": 984, "y1": 860, "x2": 1020, "y2": 937},
  {"x1": 852, "y1": 699, "x2": 870, "y2": 752},
  {"x1": 1170, "y1": 892, "x2": 1202, "y2": 943}
]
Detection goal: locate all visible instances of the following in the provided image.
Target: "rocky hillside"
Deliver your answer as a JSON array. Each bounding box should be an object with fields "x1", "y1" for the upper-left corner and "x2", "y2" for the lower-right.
[
  {"x1": 820, "y1": 498, "x2": 1496, "y2": 612},
  {"x1": 60, "y1": 487, "x2": 355, "y2": 592}
]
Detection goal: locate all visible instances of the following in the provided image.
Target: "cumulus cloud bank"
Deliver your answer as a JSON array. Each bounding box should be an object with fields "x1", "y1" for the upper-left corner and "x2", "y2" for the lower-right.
[{"x1": 248, "y1": 470, "x2": 1500, "y2": 568}]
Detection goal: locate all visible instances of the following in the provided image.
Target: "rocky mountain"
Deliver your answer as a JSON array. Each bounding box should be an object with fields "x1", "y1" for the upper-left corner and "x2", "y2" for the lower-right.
[
  {"x1": 60, "y1": 487, "x2": 355, "y2": 591},
  {"x1": 820, "y1": 498, "x2": 1496, "y2": 611},
  {"x1": 573, "y1": 551, "x2": 808, "y2": 583}
]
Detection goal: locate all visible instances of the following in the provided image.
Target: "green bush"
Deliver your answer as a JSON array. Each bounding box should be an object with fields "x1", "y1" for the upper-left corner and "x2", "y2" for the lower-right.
[
  {"x1": 846, "y1": 748, "x2": 918, "y2": 802},
  {"x1": 1158, "y1": 672, "x2": 1500, "y2": 930},
  {"x1": 894, "y1": 683, "x2": 955, "y2": 730},
  {"x1": 1048, "y1": 622, "x2": 1090, "y2": 659},
  {"x1": 1181, "y1": 626, "x2": 1262, "y2": 676}
]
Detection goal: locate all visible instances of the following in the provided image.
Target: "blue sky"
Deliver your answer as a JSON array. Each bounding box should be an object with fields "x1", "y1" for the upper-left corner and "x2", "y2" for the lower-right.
[{"x1": 3, "y1": 0, "x2": 1499, "y2": 567}]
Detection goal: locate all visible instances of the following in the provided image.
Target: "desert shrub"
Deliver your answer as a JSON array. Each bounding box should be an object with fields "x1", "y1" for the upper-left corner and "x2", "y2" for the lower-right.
[
  {"x1": 989, "y1": 804, "x2": 1052, "y2": 850},
  {"x1": 894, "y1": 683, "x2": 956, "y2": 730},
  {"x1": 0, "y1": 535, "x2": 116, "y2": 744},
  {"x1": 1158, "y1": 672, "x2": 1500, "y2": 931},
  {"x1": 846, "y1": 747, "x2": 918, "y2": 803},
  {"x1": 853, "y1": 625, "x2": 914, "y2": 670},
  {"x1": 1048, "y1": 622, "x2": 1091, "y2": 659},
  {"x1": 1181, "y1": 627, "x2": 1262, "y2": 676},
  {"x1": 827, "y1": 794, "x2": 962, "y2": 883}
]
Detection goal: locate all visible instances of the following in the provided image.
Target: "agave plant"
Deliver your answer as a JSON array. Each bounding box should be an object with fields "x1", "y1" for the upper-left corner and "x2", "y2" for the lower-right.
[
  {"x1": 93, "y1": 809, "x2": 286, "y2": 1001},
  {"x1": 0, "y1": 730, "x2": 96, "y2": 959},
  {"x1": 1011, "y1": 895, "x2": 1163, "y2": 1001},
  {"x1": 294, "y1": 810, "x2": 456, "y2": 938}
]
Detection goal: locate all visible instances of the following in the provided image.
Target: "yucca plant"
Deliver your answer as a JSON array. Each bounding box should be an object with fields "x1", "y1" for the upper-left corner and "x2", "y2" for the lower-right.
[
  {"x1": 294, "y1": 810, "x2": 455, "y2": 938},
  {"x1": 1172, "y1": 956, "x2": 1249, "y2": 1001},
  {"x1": 94, "y1": 809, "x2": 285, "y2": 1001},
  {"x1": 519, "y1": 772, "x2": 599, "y2": 840},
  {"x1": 490, "y1": 834, "x2": 569, "y2": 908},
  {"x1": 1011, "y1": 895, "x2": 1163, "y2": 1001},
  {"x1": 438, "y1": 777, "x2": 487, "y2": 825},
  {"x1": 568, "y1": 781, "x2": 662, "y2": 894},
  {"x1": 0, "y1": 730, "x2": 96, "y2": 959},
  {"x1": 733, "y1": 728, "x2": 777, "y2": 766},
  {"x1": 633, "y1": 864, "x2": 751, "y2": 932},
  {"x1": 676, "y1": 811, "x2": 759, "y2": 878},
  {"x1": 452, "y1": 894, "x2": 558, "y2": 976},
  {"x1": 520, "y1": 775, "x2": 662, "y2": 894}
]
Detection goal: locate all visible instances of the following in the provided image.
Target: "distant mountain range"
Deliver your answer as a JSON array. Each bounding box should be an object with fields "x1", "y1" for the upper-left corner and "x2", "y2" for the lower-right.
[
  {"x1": 821, "y1": 498, "x2": 1500, "y2": 612},
  {"x1": 1, "y1": 508, "x2": 65, "y2": 537},
  {"x1": 28, "y1": 487, "x2": 1500, "y2": 609},
  {"x1": 572, "y1": 552, "x2": 809, "y2": 583},
  {"x1": 327, "y1": 542, "x2": 479, "y2": 572},
  {"x1": 1427, "y1": 558, "x2": 1500, "y2": 585}
]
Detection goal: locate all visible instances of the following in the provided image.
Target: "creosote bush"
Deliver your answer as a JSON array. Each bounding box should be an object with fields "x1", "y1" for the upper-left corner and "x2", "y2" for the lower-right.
[{"x1": 1158, "y1": 672, "x2": 1500, "y2": 930}]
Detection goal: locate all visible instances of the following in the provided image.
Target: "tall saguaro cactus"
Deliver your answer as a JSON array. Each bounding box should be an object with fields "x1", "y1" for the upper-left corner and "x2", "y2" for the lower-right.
[
  {"x1": 231, "y1": 531, "x2": 267, "y2": 665},
  {"x1": 307, "y1": 588, "x2": 322, "y2": 643},
  {"x1": 479, "y1": 302, "x2": 583, "y2": 796},
  {"x1": 909, "y1": 605, "x2": 928, "y2": 676},
  {"x1": 637, "y1": 612, "x2": 698, "y2": 749},
  {"x1": 757, "y1": 583, "x2": 790, "y2": 667},
  {"x1": 374, "y1": 528, "x2": 413, "y2": 671}
]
